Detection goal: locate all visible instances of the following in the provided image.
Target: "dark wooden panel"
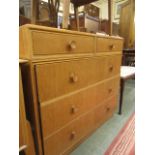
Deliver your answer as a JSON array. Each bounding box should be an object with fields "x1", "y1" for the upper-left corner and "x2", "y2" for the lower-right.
[
  {"x1": 71, "y1": 0, "x2": 99, "y2": 7},
  {"x1": 84, "y1": 4, "x2": 99, "y2": 18}
]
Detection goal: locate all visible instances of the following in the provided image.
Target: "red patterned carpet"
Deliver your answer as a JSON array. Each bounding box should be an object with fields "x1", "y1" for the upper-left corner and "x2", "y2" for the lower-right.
[{"x1": 104, "y1": 113, "x2": 135, "y2": 155}]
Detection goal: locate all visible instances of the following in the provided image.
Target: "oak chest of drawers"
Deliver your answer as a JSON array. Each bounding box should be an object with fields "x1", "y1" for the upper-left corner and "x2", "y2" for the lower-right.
[{"x1": 19, "y1": 24, "x2": 123, "y2": 155}]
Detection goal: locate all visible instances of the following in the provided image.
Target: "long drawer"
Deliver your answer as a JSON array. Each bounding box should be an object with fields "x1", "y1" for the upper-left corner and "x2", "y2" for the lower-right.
[
  {"x1": 31, "y1": 30, "x2": 95, "y2": 55},
  {"x1": 35, "y1": 56, "x2": 121, "y2": 103},
  {"x1": 35, "y1": 58, "x2": 103, "y2": 103},
  {"x1": 96, "y1": 37, "x2": 123, "y2": 52}
]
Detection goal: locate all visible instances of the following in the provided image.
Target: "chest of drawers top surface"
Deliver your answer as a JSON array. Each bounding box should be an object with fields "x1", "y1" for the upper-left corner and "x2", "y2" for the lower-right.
[{"x1": 19, "y1": 24, "x2": 123, "y2": 60}]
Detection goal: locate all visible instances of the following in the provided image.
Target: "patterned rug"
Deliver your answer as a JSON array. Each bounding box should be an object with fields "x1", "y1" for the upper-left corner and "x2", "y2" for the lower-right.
[{"x1": 104, "y1": 113, "x2": 135, "y2": 155}]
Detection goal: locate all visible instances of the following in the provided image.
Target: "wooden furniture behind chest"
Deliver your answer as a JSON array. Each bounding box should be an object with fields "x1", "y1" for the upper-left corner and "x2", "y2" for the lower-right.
[
  {"x1": 119, "y1": 0, "x2": 135, "y2": 48},
  {"x1": 122, "y1": 48, "x2": 135, "y2": 66},
  {"x1": 70, "y1": 12, "x2": 100, "y2": 33},
  {"x1": 99, "y1": 19, "x2": 119, "y2": 36},
  {"x1": 19, "y1": 24, "x2": 123, "y2": 155}
]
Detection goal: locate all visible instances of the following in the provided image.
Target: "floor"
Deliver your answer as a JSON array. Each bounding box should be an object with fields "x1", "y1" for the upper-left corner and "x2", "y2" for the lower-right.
[{"x1": 70, "y1": 79, "x2": 135, "y2": 155}]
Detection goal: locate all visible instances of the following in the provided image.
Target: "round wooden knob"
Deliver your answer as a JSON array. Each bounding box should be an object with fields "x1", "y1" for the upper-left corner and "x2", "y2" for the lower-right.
[
  {"x1": 69, "y1": 41, "x2": 76, "y2": 50},
  {"x1": 109, "y1": 44, "x2": 115, "y2": 50},
  {"x1": 106, "y1": 107, "x2": 110, "y2": 112},
  {"x1": 70, "y1": 73, "x2": 78, "y2": 83},
  {"x1": 109, "y1": 65, "x2": 113, "y2": 72},
  {"x1": 70, "y1": 131, "x2": 76, "y2": 139},
  {"x1": 108, "y1": 88, "x2": 112, "y2": 93},
  {"x1": 71, "y1": 106, "x2": 78, "y2": 114}
]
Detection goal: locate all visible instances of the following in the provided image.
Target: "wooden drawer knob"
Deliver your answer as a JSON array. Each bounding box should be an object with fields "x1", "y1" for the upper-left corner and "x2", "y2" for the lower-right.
[
  {"x1": 69, "y1": 41, "x2": 76, "y2": 50},
  {"x1": 108, "y1": 88, "x2": 112, "y2": 93},
  {"x1": 70, "y1": 73, "x2": 78, "y2": 83},
  {"x1": 109, "y1": 65, "x2": 113, "y2": 72},
  {"x1": 70, "y1": 131, "x2": 76, "y2": 139},
  {"x1": 71, "y1": 106, "x2": 78, "y2": 114},
  {"x1": 106, "y1": 107, "x2": 110, "y2": 112},
  {"x1": 109, "y1": 44, "x2": 115, "y2": 50}
]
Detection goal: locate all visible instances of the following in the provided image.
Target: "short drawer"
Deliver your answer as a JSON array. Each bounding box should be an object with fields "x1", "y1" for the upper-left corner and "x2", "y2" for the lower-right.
[
  {"x1": 104, "y1": 55, "x2": 122, "y2": 78},
  {"x1": 31, "y1": 30, "x2": 94, "y2": 55},
  {"x1": 104, "y1": 77, "x2": 120, "y2": 99},
  {"x1": 35, "y1": 57, "x2": 106, "y2": 103},
  {"x1": 96, "y1": 37, "x2": 123, "y2": 52},
  {"x1": 95, "y1": 77, "x2": 120, "y2": 106},
  {"x1": 44, "y1": 111, "x2": 94, "y2": 155},
  {"x1": 94, "y1": 96, "x2": 117, "y2": 127},
  {"x1": 40, "y1": 85, "x2": 97, "y2": 138}
]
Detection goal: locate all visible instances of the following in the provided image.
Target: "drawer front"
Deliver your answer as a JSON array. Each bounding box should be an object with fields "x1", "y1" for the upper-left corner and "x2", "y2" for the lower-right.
[
  {"x1": 104, "y1": 77, "x2": 120, "y2": 99},
  {"x1": 95, "y1": 82, "x2": 105, "y2": 105},
  {"x1": 95, "y1": 76, "x2": 120, "y2": 106},
  {"x1": 44, "y1": 120, "x2": 78, "y2": 155},
  {"x1": 94, "y1": 96, "x2": 117, "y2": 128},
  {"x1": 44, "y1": 111, "x2": 94, "y2": 155},
  {"x1": 35, "y1": 57, "x2": 106, "y2": 103},
  {"x1": 41, "y1": 91, "x2": 84, "y2": 139},
  {"x1": 96, "y1": 38, "x2": 123, "y2": 52},
  {"x1": 31, "y1": 31, "x2": 94, "y2": 55},
  {"x1": 105, "y1": 55, "x2": 122, "y2": 78},
  {"x1": 40, "y1": 85, "x2": 97, "y2": 138}
]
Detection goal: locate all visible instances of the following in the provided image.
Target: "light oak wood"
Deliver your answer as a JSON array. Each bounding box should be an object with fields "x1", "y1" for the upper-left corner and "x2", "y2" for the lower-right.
[
  {"x1": 35, "y1": 56, "x2": 120, "y2": 103},
  {"x1": 19, "y1": 24, "x2": 123, "y2": 60},
  {"x1": 41, "y1": 90, "x2": 84, "y2": 139},
  {"x1": 20, "y1": 63, "x2": 43, "y2": 155},
  {"x1": 25, "y1": 121, "x2": 36, "y2": 155},
  {"x1": 19, "y1": 24, "x2": 123, "y2": 155},
  {"x1": 40, "y1": 77, "x2": 119, "y2": 139},
  {"x1": 44, "y1": 110, "x2": 94, "y2": 155},
  {"x1": 96, "y1": 37, "x2": 123, "y2": 52},
  {"x1": 19, "y1": 67, "x2": 28, "y2": 150},
  {"x1": 44, "y1": 95, "x2": 117, "y2": 155},
  {"x1": 19, "y1": 59, "x2": 28, "y2": 63},
  {"x1": 35, "y1": 57, "x2": 102, "y2": 103},
  {"x1": 104, "y1": 55, "x2": 122, "y2": 79},
  {"x1": 95, "y1": 76, "x2": 119, "y2": 105},
  {"x1": 104, "y1": 77, "x2": 120, "y2": 99},
  {"x1": 94, "y1": 96, "x2": 118, "y2": 128},
  {"x1": 32, "y1": 30, "x2": 94, "y2": 55},
  {"x1": 19, "y1": 62, "x2": 36, "y2": 155}
]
